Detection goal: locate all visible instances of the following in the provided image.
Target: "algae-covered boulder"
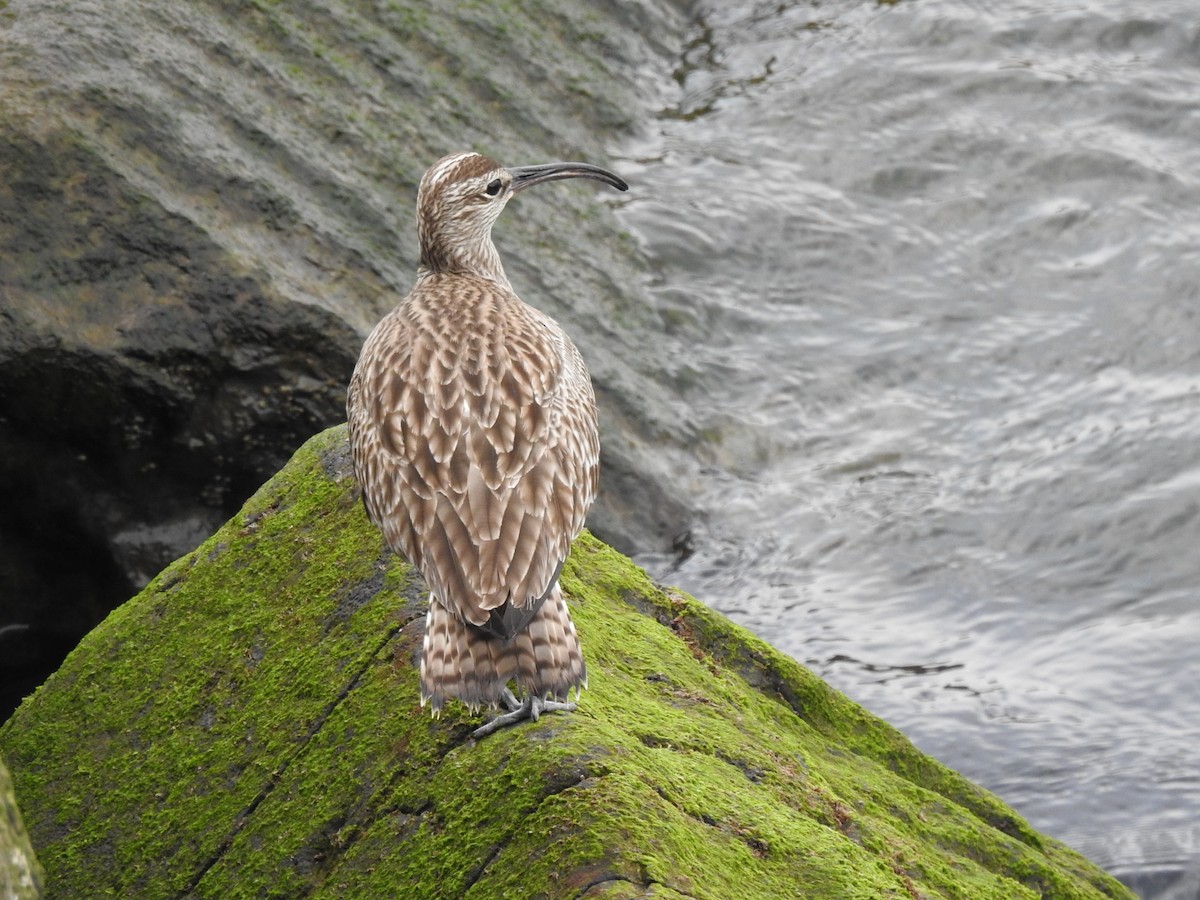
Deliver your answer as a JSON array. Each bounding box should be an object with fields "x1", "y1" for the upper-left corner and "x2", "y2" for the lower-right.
[
  {"x1": 0, "y1": 753, "x2": 43, "y2": 900},
  {"x1": 0, "y1": 427, "x2": 1131, "y2": 898}
]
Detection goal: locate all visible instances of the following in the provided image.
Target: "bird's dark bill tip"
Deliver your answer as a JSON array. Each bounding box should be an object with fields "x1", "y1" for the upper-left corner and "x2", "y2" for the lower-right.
[{"x1": 509, "y1": 161, "x2": 628, "y2": 193}]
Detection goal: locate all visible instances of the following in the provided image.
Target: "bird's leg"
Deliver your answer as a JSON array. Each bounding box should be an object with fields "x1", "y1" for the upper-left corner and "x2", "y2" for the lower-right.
[{"x1": 471, "y1": 691, "x2": 578, "y2": 740}]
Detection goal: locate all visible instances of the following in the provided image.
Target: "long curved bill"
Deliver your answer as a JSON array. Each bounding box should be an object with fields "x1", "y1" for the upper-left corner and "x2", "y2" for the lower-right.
[{"x1": 508, "y1": 161, "x2": 629, "y2": 193}]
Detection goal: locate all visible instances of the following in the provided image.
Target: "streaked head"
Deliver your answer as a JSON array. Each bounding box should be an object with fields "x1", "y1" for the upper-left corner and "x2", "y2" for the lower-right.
[{"x1": 416, "y1": 151, "x2": 628, "y2": 283}]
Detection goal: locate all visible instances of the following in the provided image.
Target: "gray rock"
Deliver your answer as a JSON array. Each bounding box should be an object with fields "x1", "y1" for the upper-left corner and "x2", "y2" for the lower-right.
[{"x1": 0, "y1": 0, "x2": 695, "y2": 711}]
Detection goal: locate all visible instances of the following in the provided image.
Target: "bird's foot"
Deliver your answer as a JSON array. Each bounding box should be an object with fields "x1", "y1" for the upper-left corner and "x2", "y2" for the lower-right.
[{"x1": 471, "y1": 688, "x2": 577, "y2": 740}]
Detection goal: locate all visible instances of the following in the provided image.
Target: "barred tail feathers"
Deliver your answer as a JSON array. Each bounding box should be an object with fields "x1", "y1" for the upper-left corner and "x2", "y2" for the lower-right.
[
  {"x1": 513, "y1": 585, "x2": 588, "y2": 701},
  {"x1": 420, "y1": 586, "x2": 586, "y2": 714},
  {"x1": 419, "y1": 597, "x2": 507, "y2": 713}
]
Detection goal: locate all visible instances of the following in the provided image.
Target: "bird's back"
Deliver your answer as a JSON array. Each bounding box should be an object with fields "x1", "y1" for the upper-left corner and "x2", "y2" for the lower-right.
[{"x1": 347, "y1": 272, "x2": 599, "y2": 638}]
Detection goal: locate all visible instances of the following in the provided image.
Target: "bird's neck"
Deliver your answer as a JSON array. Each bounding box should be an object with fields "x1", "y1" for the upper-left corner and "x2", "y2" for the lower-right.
[{"x1": 418, "y1": 230, "x2": 511, "y2": 290}]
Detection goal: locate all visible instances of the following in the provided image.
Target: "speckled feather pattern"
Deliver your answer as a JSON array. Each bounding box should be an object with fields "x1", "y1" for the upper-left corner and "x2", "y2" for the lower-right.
[{"x1": 347, "y1": 152, "x2": 602, "y2": 713}]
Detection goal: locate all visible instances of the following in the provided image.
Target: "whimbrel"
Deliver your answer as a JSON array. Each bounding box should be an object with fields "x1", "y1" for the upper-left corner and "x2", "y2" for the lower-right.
[{"x1": 347, "y1": 151, "x2": 628, "y2": 738}]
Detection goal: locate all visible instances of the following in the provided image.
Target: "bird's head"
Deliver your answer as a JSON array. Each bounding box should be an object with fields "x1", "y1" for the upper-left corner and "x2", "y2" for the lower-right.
[{"x1": 415, "y1": 151, "x2": 628, "y2": 285}]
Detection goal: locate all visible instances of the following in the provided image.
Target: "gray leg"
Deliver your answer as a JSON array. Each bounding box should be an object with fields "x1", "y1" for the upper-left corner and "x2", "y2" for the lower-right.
[{"x1": 471, "y1": 692, "x2": 578, "y2": 740}]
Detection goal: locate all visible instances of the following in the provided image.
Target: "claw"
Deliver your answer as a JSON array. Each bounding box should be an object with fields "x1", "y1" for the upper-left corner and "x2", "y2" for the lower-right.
[{"x1": 471, "y1": 693, "x2": 578, "y2": 740}]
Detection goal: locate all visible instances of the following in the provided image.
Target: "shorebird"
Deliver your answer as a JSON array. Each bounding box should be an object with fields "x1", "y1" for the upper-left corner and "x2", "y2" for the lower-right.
[{"x1": 347, "y1": 151, "x2": 628, "y2": 738}]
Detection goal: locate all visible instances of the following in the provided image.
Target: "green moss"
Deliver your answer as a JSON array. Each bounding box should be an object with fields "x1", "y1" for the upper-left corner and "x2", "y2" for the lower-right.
[
  {"x1": 1, "y1": 753, "x2": 44, "y2": 899},
  {"x1": 0, "y1": 427, "x2": 1132, "y2": 899}
]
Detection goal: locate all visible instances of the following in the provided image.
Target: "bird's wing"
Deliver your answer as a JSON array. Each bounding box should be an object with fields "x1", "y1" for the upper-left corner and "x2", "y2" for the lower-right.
[{"x1": 347, "y1": 276, "x2": 598, "y2": 632}]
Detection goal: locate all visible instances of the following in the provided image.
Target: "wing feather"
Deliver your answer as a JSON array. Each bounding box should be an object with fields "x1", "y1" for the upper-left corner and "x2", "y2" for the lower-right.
[{"x1": 346, "y1": 274, "x2": 598, "y2": 631}]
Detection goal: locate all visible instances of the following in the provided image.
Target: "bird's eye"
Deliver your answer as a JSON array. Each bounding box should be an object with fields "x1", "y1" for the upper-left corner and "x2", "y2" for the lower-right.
[{"x1": 484, "y1": 178, "x2": 504, "y2": 197}]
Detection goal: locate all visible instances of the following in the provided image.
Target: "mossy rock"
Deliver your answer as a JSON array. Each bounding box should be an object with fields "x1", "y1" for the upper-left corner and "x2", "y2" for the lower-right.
[
  {"x1": 1, "y1": 752, "x2": 44, "y2": 899},
  {"x1": 0, "y1": 427, "x2": 1131, "y2": 899}
]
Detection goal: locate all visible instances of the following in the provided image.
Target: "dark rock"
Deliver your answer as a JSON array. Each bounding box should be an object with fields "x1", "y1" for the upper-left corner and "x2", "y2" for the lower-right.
[{"x1": 0, "y1": 0, "x2": 695, "y2": 716}]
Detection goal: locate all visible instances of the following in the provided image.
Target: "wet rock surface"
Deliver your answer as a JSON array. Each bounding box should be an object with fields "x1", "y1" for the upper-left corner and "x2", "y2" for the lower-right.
[{"x1": 0, "y1": 0, "x2": 693, "y2": 715}]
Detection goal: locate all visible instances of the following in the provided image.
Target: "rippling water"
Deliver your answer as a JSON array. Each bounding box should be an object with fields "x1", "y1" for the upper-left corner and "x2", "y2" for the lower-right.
[{"x1": 615, "y1": 2, "x2": 1200, "y2": 894}]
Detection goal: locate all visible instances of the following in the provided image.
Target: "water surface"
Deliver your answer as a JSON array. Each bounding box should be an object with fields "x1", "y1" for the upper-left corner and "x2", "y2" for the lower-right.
[{"x1": 616, "y1": 2, "x2": 1200, "y2": 894}]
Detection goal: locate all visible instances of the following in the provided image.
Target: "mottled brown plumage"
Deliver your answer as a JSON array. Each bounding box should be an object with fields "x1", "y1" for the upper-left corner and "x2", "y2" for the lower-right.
[{"x1": 346, "y1": 151, "x2": 627, "y2": 736}]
